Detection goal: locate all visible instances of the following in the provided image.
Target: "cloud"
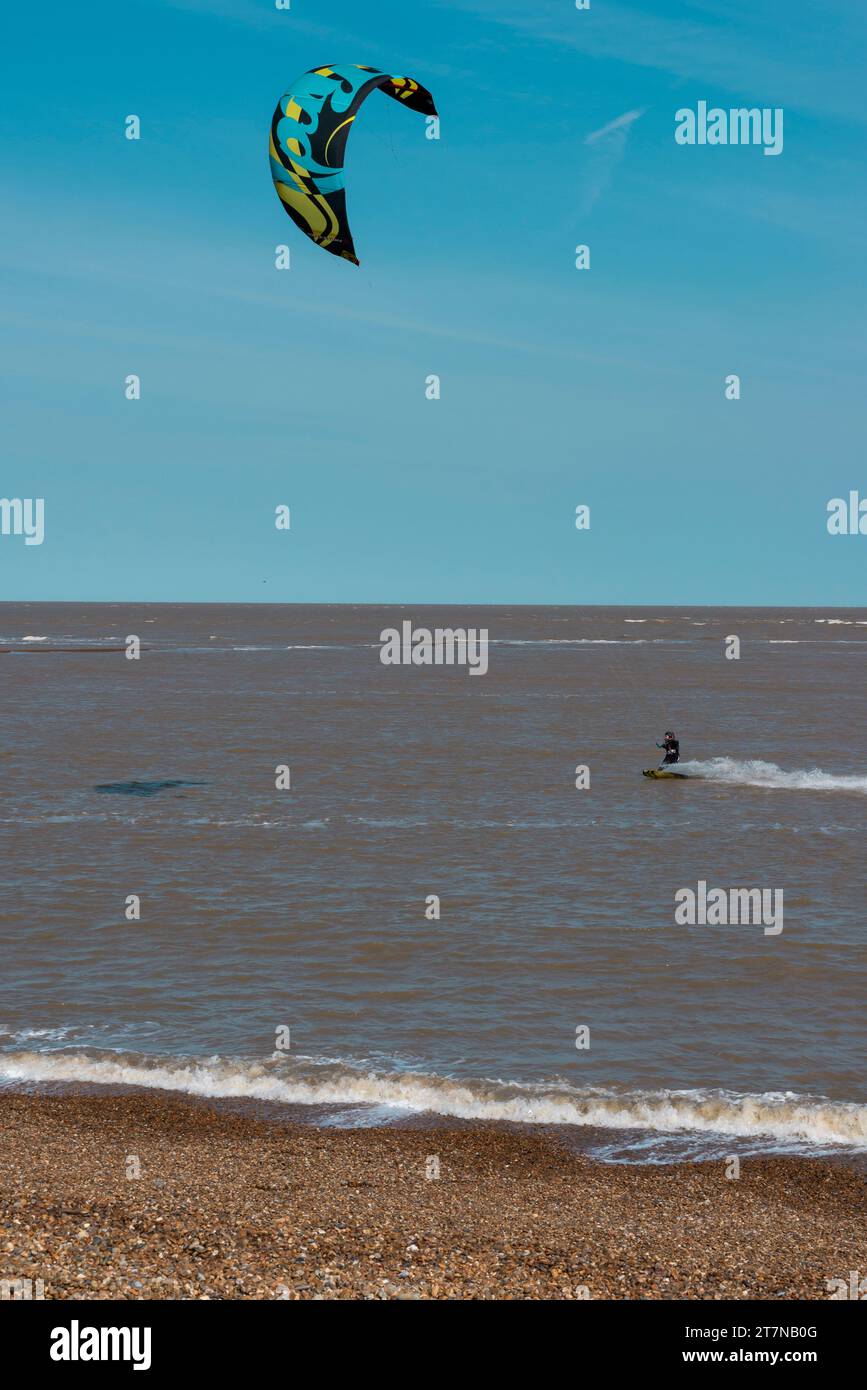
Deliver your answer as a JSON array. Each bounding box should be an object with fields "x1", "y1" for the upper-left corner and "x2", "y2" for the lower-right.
[
  {"x1": 439, "y1": 0, "x2": 867, "y2": 125},
  {"x1": 585, "y1": 107, "x2": 647, "y2": 145},
  {"x1": 579, "y1": 108, "x2": 646, "y2": 213}
]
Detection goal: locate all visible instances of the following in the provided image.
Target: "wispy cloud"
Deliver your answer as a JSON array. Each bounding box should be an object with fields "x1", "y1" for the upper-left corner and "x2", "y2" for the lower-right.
[
  {"x1": 580, "y1": 107, "x2": 646, "y2": 213},
  {"x1": 158, "y1": 1, "x2": 474, "y2": 82},
  {"x1": 585, "y1": 107, "x2": 647, "y2": 146},
  {"x1": 437, "y1": 0, "x2": 867, "y2": 124}
]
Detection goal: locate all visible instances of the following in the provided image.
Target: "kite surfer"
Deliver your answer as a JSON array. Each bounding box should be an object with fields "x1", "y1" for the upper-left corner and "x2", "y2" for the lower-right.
[{"x1": 656, "y1": 731, "x2": 680, "y2": 768}]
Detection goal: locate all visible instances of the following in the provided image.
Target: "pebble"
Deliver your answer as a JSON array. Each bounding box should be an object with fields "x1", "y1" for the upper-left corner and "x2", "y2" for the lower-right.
[{"x1": 0, "y1": 1092, "x2": 863, "y2": 1301}]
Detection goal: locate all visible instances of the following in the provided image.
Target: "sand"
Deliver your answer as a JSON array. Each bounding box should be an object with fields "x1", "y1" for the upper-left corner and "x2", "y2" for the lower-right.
[{"x1": 0, "y1": 1091, "x2": 863, "y2": 1300}]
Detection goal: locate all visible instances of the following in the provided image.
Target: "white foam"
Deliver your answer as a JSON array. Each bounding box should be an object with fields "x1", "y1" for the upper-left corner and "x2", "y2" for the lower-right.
[
  {"x1": 1, "y1": 1052, "x2": 865, "y2": 1150},
  {"x1": 495, "y1": 638, "x2": 660, "y2": 646},
  {"x1": 679, "y1": 757, "x2": 867, "y2": 795},
  {"x1": 0, "y1": 1026, "x2": 77, "y2": 1042}
]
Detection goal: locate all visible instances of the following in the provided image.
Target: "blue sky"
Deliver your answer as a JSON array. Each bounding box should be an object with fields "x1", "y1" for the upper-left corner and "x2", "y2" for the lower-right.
[{"x1": 2, "y1": 0, "x2": 865, "y2": 603}]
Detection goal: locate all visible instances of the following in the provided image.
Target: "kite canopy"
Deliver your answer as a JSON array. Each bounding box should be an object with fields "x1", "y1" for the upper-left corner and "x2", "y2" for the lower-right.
[{"x1": 269, "y1": 63, "x2": 437, "y2": 265}]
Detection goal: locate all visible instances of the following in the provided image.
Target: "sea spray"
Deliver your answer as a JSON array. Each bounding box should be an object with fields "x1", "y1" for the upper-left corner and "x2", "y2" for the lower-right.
[
  {"x1": 2, "y1": 1051, "x2": 866, "y2": 1154},
  {"x1": 677, "y1": 758, "x2": 867, "y2": 795}
]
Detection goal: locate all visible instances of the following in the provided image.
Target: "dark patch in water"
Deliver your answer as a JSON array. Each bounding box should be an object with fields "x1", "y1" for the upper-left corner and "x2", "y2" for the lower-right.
[{"x1": 93, "y1": 780, "x2": 206, "y2": 797}]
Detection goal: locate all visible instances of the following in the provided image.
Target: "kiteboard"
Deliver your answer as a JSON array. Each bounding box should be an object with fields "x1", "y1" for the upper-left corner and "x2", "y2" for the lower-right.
[{"x1": 643, "y1": 768, "x2": 688, "y2": 779}]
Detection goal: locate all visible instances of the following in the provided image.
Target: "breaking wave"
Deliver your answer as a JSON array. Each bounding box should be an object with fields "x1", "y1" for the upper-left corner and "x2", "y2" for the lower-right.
[
  {"x1": 679, "y1": 757, "x2": 867, "y2": 795},
  {"x1": 1, "y1": 1051, "x2": 865, "y2": 1155}
]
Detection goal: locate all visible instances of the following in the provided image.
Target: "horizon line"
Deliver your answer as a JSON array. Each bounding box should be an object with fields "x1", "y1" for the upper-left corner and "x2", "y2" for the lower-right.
[{"x1": 1, "y1": 601, "x2": 864, "y2": 612}]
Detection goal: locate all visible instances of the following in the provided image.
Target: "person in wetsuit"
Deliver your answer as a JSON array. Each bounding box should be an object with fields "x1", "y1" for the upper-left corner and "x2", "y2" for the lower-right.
[{"x1": 656, "y1": 730, "x2": 679, "y2": 767}]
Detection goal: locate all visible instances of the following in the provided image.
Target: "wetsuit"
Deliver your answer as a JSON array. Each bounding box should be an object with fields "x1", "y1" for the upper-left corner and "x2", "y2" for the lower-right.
[{"x1": 656, "y1": 736, "x2": 679, "y2": 766}]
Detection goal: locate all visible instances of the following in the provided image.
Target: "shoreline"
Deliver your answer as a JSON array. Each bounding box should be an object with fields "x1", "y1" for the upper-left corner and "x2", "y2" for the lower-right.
[
  {"x1": 4, "y1": 1071, "x2": 866, "y2": 1168},
  {"x1": 1, "y1": 1091, "x2": 863, "y2": 1300}
]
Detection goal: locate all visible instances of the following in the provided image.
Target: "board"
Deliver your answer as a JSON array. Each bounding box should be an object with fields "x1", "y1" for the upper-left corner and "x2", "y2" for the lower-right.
[{"x1": 642, "y1": 768, "x2": 688, "y2": 779}]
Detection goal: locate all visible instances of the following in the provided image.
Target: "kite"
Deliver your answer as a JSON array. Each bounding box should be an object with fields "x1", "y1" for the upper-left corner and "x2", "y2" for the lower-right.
[{"x1": 269, "y1": 63, "x2": 437, "y2": 265}]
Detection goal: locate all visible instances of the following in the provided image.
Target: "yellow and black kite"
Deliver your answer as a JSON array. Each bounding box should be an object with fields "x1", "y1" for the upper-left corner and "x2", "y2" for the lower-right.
[{"x1": 269, "y1": 63, "x2": 437, "y2": 265}]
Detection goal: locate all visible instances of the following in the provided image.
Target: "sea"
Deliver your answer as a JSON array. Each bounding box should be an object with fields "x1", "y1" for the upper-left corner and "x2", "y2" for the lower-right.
[{"x1": 1, "y1": 603, "x2": 865, "y2": 1164}]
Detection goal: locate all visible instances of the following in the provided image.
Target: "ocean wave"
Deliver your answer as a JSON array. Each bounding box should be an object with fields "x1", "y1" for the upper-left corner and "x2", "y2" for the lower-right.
[
  {"x1": 679, "y1": 757, "x2": 867, "y2": 795},
  {"x1": 1, "y1": 1051, "x2": 865, "y2": 1152},
  {"x1": 0, "y1": 813, "x2": 322, "y2": 829},
  {"x1": 223, "y1": 645, "x2": 342, "y2": 651},
  {"x1": 0, "y1": 1026, "x2": 79, "y2": 1043},
  {"x1": 493, "y1": 638, "x2": 664, "y2": 646},
  {"x1": 349, "y1": 816, "x2": 582, "y2": 830}
]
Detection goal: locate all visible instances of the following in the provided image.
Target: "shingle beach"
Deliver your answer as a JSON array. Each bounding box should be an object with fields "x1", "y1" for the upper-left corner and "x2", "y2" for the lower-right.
[{"x1": 1, "y1": 1092, "x2": 863, "y2": 1301}]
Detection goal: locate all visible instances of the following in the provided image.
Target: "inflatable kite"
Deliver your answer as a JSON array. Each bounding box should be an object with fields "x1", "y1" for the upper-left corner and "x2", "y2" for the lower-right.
[{"x1": 269, "y1": 63, "x2": 437, "y2": 265}]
